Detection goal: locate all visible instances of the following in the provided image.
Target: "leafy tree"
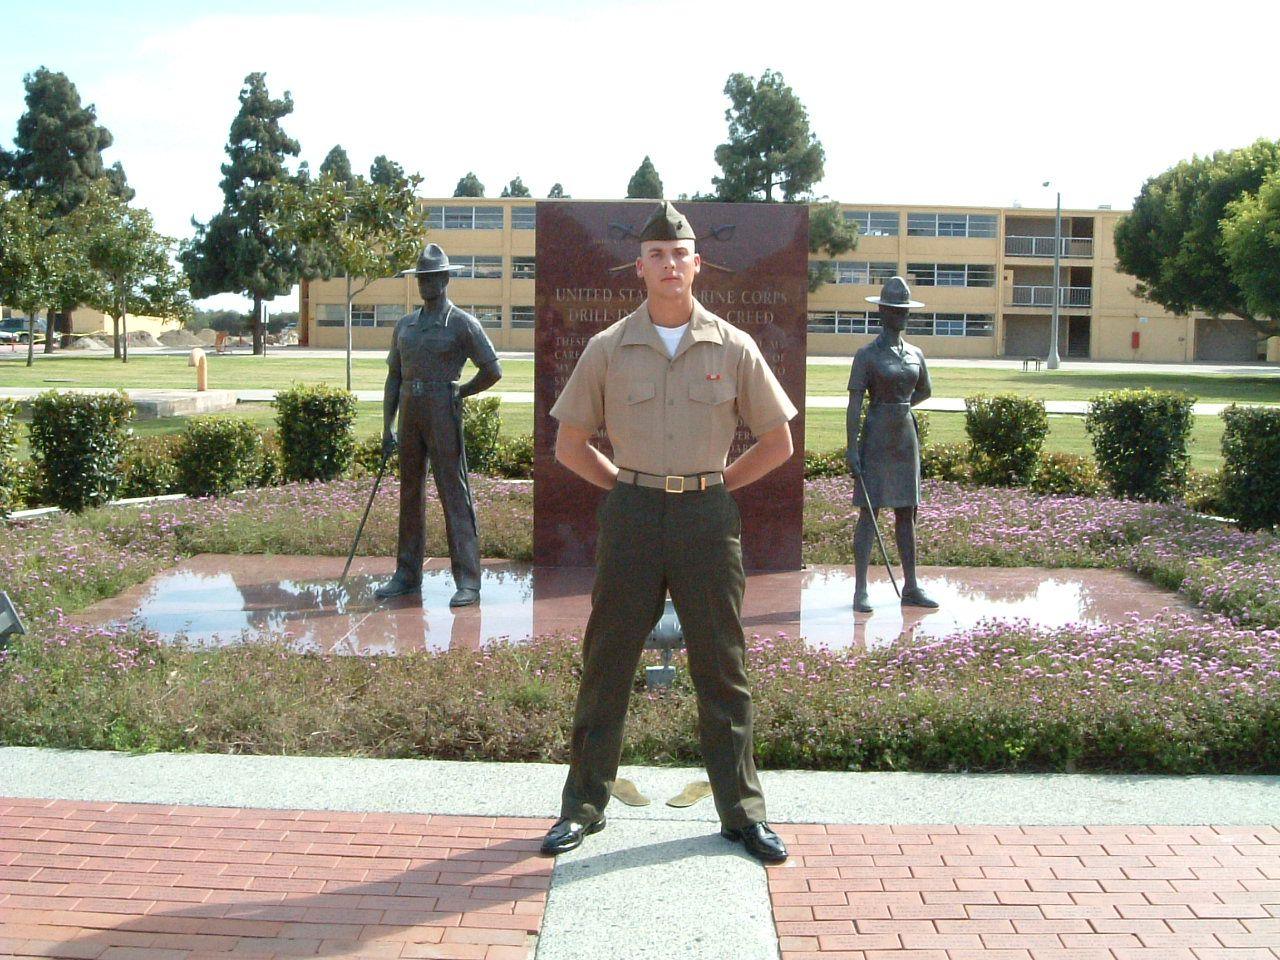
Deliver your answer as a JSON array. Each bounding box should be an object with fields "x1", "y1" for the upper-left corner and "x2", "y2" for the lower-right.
[
  {"x1": 1115, "y1": 139, "x2": 1280, "y2": 338},
  {"x1": 712, "y1": 69, "x2": 825, "y2": 202},
  {"x1": 370, "y1": 154, "x2": 407, "y2": 189},
  {"x1": 0, "y1": 185, "x2": 79, "y2": 367},
  {"x1": 81, "y1": 182, "x2": 191, "y2": 362},
  {"x1": 453, "y1": 171, "x2": 485, "y2": 197},
  {"x1": 547, "y1": 183, "x2": 568, "y2": 198},
  {"x1": 1221, "y1": 168, "x2": 1280, "y2": 332},
  {"x1": 807, "y1": 200, "x2": 859, "y2": 292},
  {"x1": 275, "y1": 169, "x2": 427, "y2": 388},
  {"x1": 500, "y1": 176, "x2": 530, "y2": 198},
  {"x1": 319, "y1": 145, "x2": 353, "y2": 184},
  {"x1": 626, "y1": 156, "x2": 664, "y2": 199},
  {"x1": 180, "y1": 72, "x2": 306, "y2": 355},
  {"x1": 2, "y1": 67, "x2": 134, "y2": 351}
]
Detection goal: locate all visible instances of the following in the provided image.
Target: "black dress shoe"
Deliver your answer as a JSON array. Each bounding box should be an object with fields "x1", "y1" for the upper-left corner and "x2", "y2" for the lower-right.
[
  {"x1": 449, "y1": 587, "x2": 480, "y2": 607},
  {"x1": 900, "y1": 585, "x2": 939, "y2": 608},
  {"x1": 721, "y1": 821, "x2": 788, "y2": 863},
  {"x1": 540, "y1": 816, "x2": 605, "y2": 856},
  {"x1": 374, "y1": 576, "x2": 420, "y2": 600}
]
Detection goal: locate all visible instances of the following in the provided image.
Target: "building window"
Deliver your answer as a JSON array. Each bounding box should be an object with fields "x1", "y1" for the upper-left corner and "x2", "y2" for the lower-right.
[
  {"x1": 512, "y1": 256, "x2": 536, "y2": 280},
  {"x1": 510, "y1": 306, "x2": 535, "y2": 328},
  {"x1": 807, "y1": 310, "x2": 874, "y2": 334},
  {"x1": 316, "y1": 303, "x2": 403, "y2": 327},
  {"x1": 894, "y1": 312, "x2": 993, "y2": 337},
  {"x1": 439, "y1": 205, "x2": 504, "y2": 230},
  {"x1": 511, "y1": 206, "x2": 536, "y2": 229},
  {"x1": 449, "y1": 255, "x2": 503, "y2": 279},
  {"x1": 457, "y1": 305, "x2": 502, "y2": 329},
  {"x1": 907, "y1": 262, "x2": 996, "y2": 287},
  {"x1": 907, "y1": 212, "x2": 998, "y2": 238},
  {"x1": 844, "y1": 210, "x2": 899, "y2": 237},
  {"x1": 425, "y1": 205, "x2": 444, "y2": 229},
  {"x1": 814, "y1": 260, "x2": 898, "y2": 284}
]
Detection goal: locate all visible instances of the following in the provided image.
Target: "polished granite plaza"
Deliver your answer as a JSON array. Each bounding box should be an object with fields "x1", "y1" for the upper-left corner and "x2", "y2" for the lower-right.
[{"x1": 75, "y1": 554, "x2": 1198, "y2": 655}]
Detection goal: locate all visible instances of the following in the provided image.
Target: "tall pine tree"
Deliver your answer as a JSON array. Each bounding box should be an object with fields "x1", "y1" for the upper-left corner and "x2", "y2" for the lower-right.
[
  {"x1": 712, "y1": 69, "x2": 824, "y2": 202},
  {"x1": 370, "y1": 154, "x2": 407, "y2": 189},
  {"x1": 319, "y1": 145, "x2": 353, "y2": 184},
  {"x1": 180, "y1": 73, "x2": 303, "y2": 355},
  {"x1": 2, "y1": 67, "x2": 133, "y2": 351},
  {"x1": 626, "y1": 156, "x2": 664, "y2": 199},
  {"x1": 453, "y1": 172, "x2": 485, "y2": 197}
]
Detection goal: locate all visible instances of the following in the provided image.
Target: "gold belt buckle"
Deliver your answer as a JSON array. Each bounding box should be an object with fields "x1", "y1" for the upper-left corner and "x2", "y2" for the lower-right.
[{"x1": 664, "y1": 475, "x2": 685, "y2": 493}]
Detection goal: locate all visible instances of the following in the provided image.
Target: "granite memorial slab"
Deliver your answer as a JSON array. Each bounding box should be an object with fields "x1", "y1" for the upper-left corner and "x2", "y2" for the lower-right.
[{"x1": 533, "y1": 200, "x2": 809, "y2": 570}]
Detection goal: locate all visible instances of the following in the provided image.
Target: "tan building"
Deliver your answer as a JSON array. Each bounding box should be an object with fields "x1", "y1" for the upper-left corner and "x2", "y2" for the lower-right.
[
  {"x1": 1, "y1": 305, "x2": 178, "y2": 339},
  {"x1": 301, "y1": 198, "x2": 1279, "y2": 363}
]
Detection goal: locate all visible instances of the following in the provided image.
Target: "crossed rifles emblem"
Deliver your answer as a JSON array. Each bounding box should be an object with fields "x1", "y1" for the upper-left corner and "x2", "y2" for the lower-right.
[{"x1": 606, "y1": 219, "x2": 738, "y2": 275}]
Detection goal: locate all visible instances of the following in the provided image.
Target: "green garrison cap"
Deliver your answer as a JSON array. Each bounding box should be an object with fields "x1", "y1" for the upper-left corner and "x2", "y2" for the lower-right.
[{"x1": 638, "y1": 201, "x2": 697, "y2": 242}]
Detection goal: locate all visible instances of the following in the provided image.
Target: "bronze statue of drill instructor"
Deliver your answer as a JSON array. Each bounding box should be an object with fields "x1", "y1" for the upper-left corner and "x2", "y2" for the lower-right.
[
  {"x1": 846, "y1": 276, "x2": 939, "y2": 613},
  {"x1": 375, "y1": 244, "x2": 503, "y2": 606}
]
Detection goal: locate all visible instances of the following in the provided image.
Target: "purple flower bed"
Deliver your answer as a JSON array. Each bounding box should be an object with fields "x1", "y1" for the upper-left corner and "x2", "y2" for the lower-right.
[{"x1": 1, "y1": 476, "x2": 1278, "y2": 771}]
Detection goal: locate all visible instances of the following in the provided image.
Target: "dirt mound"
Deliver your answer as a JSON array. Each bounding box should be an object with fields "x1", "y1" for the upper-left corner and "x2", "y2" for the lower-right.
[
  {"x1": 196, "y1": 329, "x2": 219, "y2": 345},
  {"x1": 124, "y1": 330, "x2": 161, "y2": 348},
  {"x1": 68, "y1": 336, "x2": 111, "y2": 351},
  {"x1": 158, "y1": 328, "x2": 204, "y2": 348}
]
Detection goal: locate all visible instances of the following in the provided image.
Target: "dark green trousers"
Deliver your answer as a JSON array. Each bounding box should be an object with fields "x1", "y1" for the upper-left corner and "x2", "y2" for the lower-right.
[{"x1": 559, "y1": 481, "x2": 767, "y2": 830}]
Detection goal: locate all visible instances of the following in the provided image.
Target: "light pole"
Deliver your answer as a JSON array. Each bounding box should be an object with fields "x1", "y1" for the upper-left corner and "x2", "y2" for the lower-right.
[{"x1": 1043, "y1": 181, "x2": 1062, "y2": 369}]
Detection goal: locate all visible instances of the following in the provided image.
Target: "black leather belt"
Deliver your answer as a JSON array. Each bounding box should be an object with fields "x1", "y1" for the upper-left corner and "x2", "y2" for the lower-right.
[{"x1": 617, "y1": 468, "x2": 725, "y2": 493}]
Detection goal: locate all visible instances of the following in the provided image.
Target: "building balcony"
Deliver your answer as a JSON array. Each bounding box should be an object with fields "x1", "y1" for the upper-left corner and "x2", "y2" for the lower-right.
[
  {"x1": 1004, "y1": 235, "x2": 1094, "y2": 259},
  {"x1": 1008, "y1": 285, "x2": 1092, "y2": 308}
]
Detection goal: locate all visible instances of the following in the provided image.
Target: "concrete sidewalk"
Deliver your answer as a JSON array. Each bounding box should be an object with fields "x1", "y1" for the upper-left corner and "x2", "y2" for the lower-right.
[{"x1": 2, "y1": 748, "x2": 1277, "y2": 959}]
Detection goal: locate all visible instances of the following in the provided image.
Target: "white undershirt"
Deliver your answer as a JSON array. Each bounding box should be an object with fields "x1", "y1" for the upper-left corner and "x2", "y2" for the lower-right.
[{"x1": 654, "y1": 322, "x2": 688, "y2": 358}]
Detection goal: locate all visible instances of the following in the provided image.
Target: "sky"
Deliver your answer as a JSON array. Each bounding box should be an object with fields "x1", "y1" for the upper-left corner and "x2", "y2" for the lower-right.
[{"x1": 3, "y1": 0, "x2": 1278, "y2": 312}]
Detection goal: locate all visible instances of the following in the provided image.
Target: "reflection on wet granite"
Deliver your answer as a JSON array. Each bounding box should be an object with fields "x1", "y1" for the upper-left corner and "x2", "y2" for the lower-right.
[{"x1": 75, "y1": 555, "x2": 1196, "y2": 655}]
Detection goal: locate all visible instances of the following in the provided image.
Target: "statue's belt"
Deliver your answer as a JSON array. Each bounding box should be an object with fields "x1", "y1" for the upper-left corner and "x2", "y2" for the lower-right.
[
  {"x1": 403, "y1": 379, "x2": 457, "y2": 396},
  {"x1": 868, "y1": 401, "x2": 912, "y2": 406}
]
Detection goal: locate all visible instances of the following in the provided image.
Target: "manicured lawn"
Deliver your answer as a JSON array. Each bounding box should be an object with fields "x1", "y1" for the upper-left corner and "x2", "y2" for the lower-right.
[
  {"x1": 5, "y1": 352, "x2": 1279, "y2": 404},
  {"x1": 803, "y1": 409, "x2": 1226, "y2": 470}
]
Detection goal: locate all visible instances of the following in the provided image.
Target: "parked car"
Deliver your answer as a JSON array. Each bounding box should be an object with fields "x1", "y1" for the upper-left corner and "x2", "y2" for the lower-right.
[{"x1": 0, "y1": 316, "x2": 47, "y2": 343}]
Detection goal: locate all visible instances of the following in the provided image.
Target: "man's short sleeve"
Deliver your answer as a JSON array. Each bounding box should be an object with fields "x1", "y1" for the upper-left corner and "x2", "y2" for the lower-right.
[
  {"x1": 735, "y1": 336, "x2": 797, "y2": 437},
  {"x1": 847, "y1": 349, "x2": 868, "y2": 392},
  {"x1": 465, "y1": 315, "x2": 499, "y2": 367},
  {"x1": 550, "y1": 336, "x2": 607, "y2": 432}
]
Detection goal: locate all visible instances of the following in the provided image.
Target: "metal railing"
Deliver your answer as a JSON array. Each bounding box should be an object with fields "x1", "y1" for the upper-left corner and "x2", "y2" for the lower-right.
[
  {"x1": 1009, "y1": 285, "x2": 1092, "y2": 307},
  {"x1": 1004, "y1": 235, "x2": 1094, "y2": 258}
]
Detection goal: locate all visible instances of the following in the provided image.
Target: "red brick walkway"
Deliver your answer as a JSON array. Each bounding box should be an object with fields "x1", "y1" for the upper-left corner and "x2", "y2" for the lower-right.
[
  {"x1": 0, "y1": 797, "x2": 553, "y2": 960},
  {"x1": 768, "y1": 824, "x2": 1280, "y2": 959}
]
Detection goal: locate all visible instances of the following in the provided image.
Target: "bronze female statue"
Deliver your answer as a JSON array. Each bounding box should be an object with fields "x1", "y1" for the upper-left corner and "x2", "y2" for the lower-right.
[{"x1": 845, "y1": 276, "x2": 938, "y2": 613}]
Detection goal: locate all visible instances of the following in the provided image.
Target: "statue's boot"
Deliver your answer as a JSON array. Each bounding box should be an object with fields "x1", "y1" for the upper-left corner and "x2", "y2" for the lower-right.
[
  {"x1": 449, "y1": 587, "x2": 480, "y2": 607},
  {"x1": 853, "y1": 591, "x2": 873, "y2": 613},
  {"x1": 900, "y1": 585, "x2": 939, "y2": 608},
  {"x1": 375, "y1": 574, "x2": 421, "y2": 600}
]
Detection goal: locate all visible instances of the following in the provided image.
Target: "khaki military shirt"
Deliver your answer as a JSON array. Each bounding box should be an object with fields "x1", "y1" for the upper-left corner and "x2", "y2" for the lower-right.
[
  {"x1": 550, "y1": 300, "x2": 797, "y2": 475},
  {"x1": 387, "y1": 301, "x2": 498, "y2": 384}
]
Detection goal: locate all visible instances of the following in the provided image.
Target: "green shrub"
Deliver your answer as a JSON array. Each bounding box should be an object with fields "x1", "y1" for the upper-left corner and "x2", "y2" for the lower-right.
[
  {"x1": 1028, "y1": 452, "x2": 1102, "y2": 497},
  {"x1": 921, "y1": 442, "x2": 971, "y2": 483},
  {"x1": 28, "y1": 390, "x2": 133, "y2": 513},
  {"x1": 964, "y1": 393, "x2": 1048, "y2": 486},
  {"x1": 492, "y1": 434, "x2": 534, "y2": 479},
  {"x1": 462, "y1": 395, "x2": 503, "y2": 473},
  {"x1": 1219, "y1": 404, "x2": 1280, "y2": 530},
  {"x1": 10, "y1": 460, "x2": 41, "y2": 510},
  {"x1": 804, "y1": 447, "x2": 847, "y2": 479},
  {"x1": 1184, "y1": 468, "x2": 1226, "y2": 517},
  {"x1": 350, "y1": 434, "x2": 398, "y2": 478},
  {"x1": 174, "y1": 416, "x2": 264, "y2": 498},
  {"x1": 273, "y1": 383, "x2": 357, "y2": 483},
  {"x1": 0, "y1": 399, "x2": 19, "y2": 517},
  {"x1": 257, "y1": 429, "x2": 284, "y2": 488},
  {"x1": 913, "y1": 410, "x2": 930, "y2": 448},
  {"x1": 1085, "y1": 389, "x2": 1193, "y2": 501},
  {"x1": 120, "y1": 434, "x2": 181, "y2": 499}
]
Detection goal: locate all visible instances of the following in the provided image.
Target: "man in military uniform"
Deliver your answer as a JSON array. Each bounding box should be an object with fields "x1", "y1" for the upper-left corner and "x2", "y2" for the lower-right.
[
  {"x1": 541, "y1": 201, "x2": 797, "y2": 864},
  {"x1": 375, "y1": 243, "x2": 503, "y2": 607}
]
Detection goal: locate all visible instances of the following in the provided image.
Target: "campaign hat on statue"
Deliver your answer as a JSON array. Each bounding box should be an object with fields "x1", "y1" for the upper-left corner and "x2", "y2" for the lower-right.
[
  {"x1": 865, "y1": 275, "x2": 924, "y2": 309},
  {"x1": 398, "y1": 243, "x2": 462, "y2": 276}
]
